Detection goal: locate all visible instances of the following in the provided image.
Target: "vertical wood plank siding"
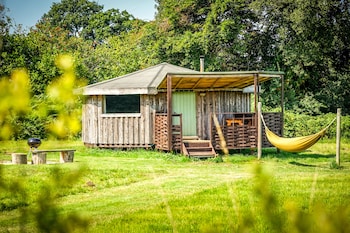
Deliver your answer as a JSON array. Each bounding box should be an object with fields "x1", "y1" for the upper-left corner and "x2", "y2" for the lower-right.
[
  {"x1": 82, "y1": 95, "x2": 99, "y2": 144},
  {"x1": 82, "y1": 94, "x2": 167, "y2": 148},
  {"x1": 196, "y1": 91, "x2": 251, "y2": 140}
]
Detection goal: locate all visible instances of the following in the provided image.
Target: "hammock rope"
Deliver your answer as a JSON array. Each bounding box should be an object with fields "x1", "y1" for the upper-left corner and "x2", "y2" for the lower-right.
[{"x1": 261, "y1": 115, "x2": 336, "y2": 152}]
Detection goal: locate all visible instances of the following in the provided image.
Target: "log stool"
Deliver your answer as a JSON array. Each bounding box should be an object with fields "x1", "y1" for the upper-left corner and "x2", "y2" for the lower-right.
[
  {"x1": 32, "y1": 152, "x2": 47, "y2": 164},
  {"x1": 12, "y1": 153, "x2": 27, "y2": 164},
  {"x1": 60, "y1": 150, "x2": 75, "y2": 163}
]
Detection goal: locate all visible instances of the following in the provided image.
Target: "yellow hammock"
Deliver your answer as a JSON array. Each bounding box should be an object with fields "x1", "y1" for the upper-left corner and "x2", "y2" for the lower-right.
[{"x1": 262, "y1": 116, "x2": 336, "y2": 153}]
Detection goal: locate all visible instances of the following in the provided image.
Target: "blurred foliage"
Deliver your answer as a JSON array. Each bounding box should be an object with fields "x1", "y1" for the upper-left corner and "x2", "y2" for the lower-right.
[
  {"x1": 0, "y1": 69, "x2": 30, "y2": 139},
  {"x1": 0, "y1": 55, "x2": 84, "y2": 140},
  {"x1": 247, "y1": 164, "x2": 350, "y2": 233},
  {"x1": 0, "y1": 165, "x2": 89, "y2": 232},
  {"x1": 46, "y1": 54, "x2": 85, "y2": 139}
]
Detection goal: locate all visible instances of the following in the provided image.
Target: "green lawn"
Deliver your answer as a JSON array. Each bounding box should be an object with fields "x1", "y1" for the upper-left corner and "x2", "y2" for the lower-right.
[{"x1": 0, "y1": 139, "x2": 349, "y2": 233}]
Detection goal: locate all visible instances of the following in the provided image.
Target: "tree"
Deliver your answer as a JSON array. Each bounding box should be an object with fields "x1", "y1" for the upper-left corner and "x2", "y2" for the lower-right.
[
  {"x1": 78, "y1": 22, "x2": 161, "y2": 85},
  {"x1": 154, "y1": 0, "x2": 267, "y2": 71},
  {"x1": 41, "y1": 0, "x2": 141, "y2": 41},
  {"x1": 0, "y1": 20, "x2": 84, "y2": 96},
  {"x1": 251, "y1": 0, "x2": 350, "y2": 113},
  {"x1": 201, "y1": 0, "x2": 265, "y2": 71},
  {"x1": 41, "y1": 0, "x2": 103, "y2": 37},
  {"x1": 155, "y1": 0, "x2": 212, "y2": 34},
  {"x1": 0, "y1": 2, "x2": 10, "y2": 51},
  {"x1": 81, "y1": 9, "x2": 140, "y2": 41}
]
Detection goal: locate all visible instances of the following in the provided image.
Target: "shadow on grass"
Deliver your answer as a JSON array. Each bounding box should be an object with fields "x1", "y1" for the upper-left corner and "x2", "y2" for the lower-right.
[
  {"x1": 288, "y1": 161, "x2": 316, "y2": 167},
  {"x1": 262, "y1": 148, "x2": 335, "y2": 160}
]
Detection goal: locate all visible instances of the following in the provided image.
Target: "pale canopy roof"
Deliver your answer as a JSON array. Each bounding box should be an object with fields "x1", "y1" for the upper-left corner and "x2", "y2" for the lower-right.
[{"x1": 81, "y1": 62, "x2": 284, "y2": 95}]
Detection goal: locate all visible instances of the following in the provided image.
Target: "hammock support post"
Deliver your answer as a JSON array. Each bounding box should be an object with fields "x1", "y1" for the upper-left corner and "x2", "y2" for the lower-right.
[
  {"x1": 336, "y1": 108, "x2": 341, "y2": 166},
  {"x1": 257, "y1": 102, "x2": 262, "y2": 159}
]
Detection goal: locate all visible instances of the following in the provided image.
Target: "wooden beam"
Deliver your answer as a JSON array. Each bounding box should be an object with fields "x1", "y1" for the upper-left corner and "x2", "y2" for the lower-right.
[
  {"x1": 258, "y1": 102, "x2": 262, "y2": 160},
  {"x1": 336, "y1": 108, "x2": 341, "y2": 166},
  {"x1": 254, "y1": 74, "x2": 259, "y2": 128},
  {"x1": 209, "y1": 78, "x2": 220, "y2": 88},
  {"x1": 281, "y1": 75, "x2": 284, "y2": 137},
  {"x1": 223, "y1": 78, "x2": 254, "y2": 89},
  {"x1": 173, "y1": 78, "x2": 184, "y2": 89},
  {"x1": 167, "y1": 75, "x2": 173, "y2": 151},
  {"x1": 192, "y1": 78, "x2": 203, "y2": 89}
]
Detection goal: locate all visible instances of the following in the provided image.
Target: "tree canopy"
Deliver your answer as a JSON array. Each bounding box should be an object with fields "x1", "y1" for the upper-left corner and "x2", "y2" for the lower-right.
[
  {"x1": 252, "y1": 0, "x2": 350, "y2": 113},
  {"x1": 40, "y1": 0, "x2": 142, "y2": 40},
  {"x1": 41, "y1": 0, "x2": 103, "y2": 37}
]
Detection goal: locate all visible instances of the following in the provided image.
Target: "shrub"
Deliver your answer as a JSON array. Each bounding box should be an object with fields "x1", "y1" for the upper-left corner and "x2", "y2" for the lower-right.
[{"x1": 283, "y1": 111, "x2": 349, "y2": 139}]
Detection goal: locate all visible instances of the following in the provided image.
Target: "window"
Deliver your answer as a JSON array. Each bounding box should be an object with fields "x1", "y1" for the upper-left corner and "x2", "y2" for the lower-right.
[{"x1": 104, "y1": 95, "x2": 140, "y2": 114}]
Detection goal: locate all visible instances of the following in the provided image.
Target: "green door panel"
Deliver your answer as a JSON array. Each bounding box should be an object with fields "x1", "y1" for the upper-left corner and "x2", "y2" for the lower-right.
[{"x1": 172, "y1": 92, "x2": 197, "y2": 136}]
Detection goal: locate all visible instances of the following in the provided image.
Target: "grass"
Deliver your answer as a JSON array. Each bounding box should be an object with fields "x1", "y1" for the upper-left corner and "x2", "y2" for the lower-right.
[{"x1": 0, "y1": 139, "x2": 350, "y2": 232}]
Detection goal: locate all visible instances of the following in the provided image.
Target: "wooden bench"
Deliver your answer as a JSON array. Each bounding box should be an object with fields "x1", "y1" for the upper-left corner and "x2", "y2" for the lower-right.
[{"x1": 32, "y1": 149, "x2": 76, "y2": 164}]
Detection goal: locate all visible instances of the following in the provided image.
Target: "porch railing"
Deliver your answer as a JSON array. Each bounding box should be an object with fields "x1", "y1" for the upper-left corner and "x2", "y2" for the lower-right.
[
  {"x1": 210, "y1": 112, "x2": 282, "y2": 150},
  {"x1": 154, "y1": 113, "x2": 183, "y2": 152}
]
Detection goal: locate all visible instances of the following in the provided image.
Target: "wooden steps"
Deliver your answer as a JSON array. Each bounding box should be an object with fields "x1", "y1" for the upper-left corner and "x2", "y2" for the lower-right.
[{"x1": 182, "y1": 139, "x2": 216, "y2": 158}]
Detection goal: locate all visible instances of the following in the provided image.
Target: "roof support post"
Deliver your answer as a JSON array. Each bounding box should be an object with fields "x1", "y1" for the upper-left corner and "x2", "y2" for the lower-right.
[
  {"x1": 281, "y1": 75, "x2": 284, "y2": 137},
  {"x1": 336, "y1": 108, "x2": 341, "y2": 166},
  {"x1": 167, "y1": 74, "x2": 173, "y2": 151},
  {"x1": 257, "y1": 102, "x2": 262, "y2": 159},
  {"x1": 254, "y1": 74, "x2": 259, "y2": 127},
  {"x1": 254, "y1": 74, "x2": 260, "y2": 151}
]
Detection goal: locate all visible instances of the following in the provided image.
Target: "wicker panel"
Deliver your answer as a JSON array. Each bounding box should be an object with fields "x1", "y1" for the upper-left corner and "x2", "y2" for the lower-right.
[
  {"x1": 154, "y1": 114, "x2": 169, "y2": 150},
  {"x1": 154, "y1": 114, "x2": 183, "y2": 151},
  {"x1": 211, "y1": 112, "x2": 282, "y2": 150},
  {"x1": 262, "y1": 113, "x2": 282, "y2": 147},
  {"x1": 212, "y1": 125, "x2": 257, "y2": 149},
  {"x1": 171, "y1": 117, "x2": 182, "y2": 151}
]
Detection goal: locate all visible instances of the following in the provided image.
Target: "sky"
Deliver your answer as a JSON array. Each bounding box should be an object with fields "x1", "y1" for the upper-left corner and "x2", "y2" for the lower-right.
[{"x1": 4, "y1": 0, "x2": 157, "y2": 30}]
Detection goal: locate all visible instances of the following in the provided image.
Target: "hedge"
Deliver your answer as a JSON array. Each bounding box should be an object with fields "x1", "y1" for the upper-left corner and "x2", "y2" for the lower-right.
[{"x1": 283, "y1": 111, "x2": 350, "y2": 139}]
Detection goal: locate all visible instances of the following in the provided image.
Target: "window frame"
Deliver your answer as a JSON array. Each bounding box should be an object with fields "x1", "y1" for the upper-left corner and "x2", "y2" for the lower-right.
[{"x1": 102, "y1": 95, "x2": 141, "y2": 117}]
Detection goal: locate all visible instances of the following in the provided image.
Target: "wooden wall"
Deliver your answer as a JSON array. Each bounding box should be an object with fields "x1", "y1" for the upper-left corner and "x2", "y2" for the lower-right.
[
  {"x1": 82, "y1": 94, "x2": 167, "y2": 147},
  {"x1": 196, "y1": 91, "x2": 251, "y2": 140},
  {"x1": 82, "y1": 95, "x2": 100, "y2": 145}
]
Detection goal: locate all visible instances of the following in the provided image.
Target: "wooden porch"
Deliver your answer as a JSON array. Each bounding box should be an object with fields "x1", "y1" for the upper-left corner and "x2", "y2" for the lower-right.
[{"x1": 153, "y1": 112, "x2": 282, "y2": 155}]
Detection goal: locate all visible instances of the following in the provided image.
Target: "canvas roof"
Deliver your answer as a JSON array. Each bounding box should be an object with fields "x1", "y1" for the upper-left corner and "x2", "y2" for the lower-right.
[
  {"x1": 82, "y1": 63, "x2": 197, "y2": 95},
  {"x1": 81, "y1": 62, "x2": 284, "y2": 95}
]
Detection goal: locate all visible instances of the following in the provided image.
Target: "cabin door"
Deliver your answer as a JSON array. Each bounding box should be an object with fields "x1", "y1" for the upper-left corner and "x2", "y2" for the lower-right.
[{"x1": 172, "y1": 92, "x2": 197, "y2": 136}]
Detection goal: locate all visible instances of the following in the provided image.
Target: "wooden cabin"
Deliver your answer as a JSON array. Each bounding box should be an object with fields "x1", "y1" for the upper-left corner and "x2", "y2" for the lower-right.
[{"x1": 81, "y1": 62, "x2": 284, "y2": 157}]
